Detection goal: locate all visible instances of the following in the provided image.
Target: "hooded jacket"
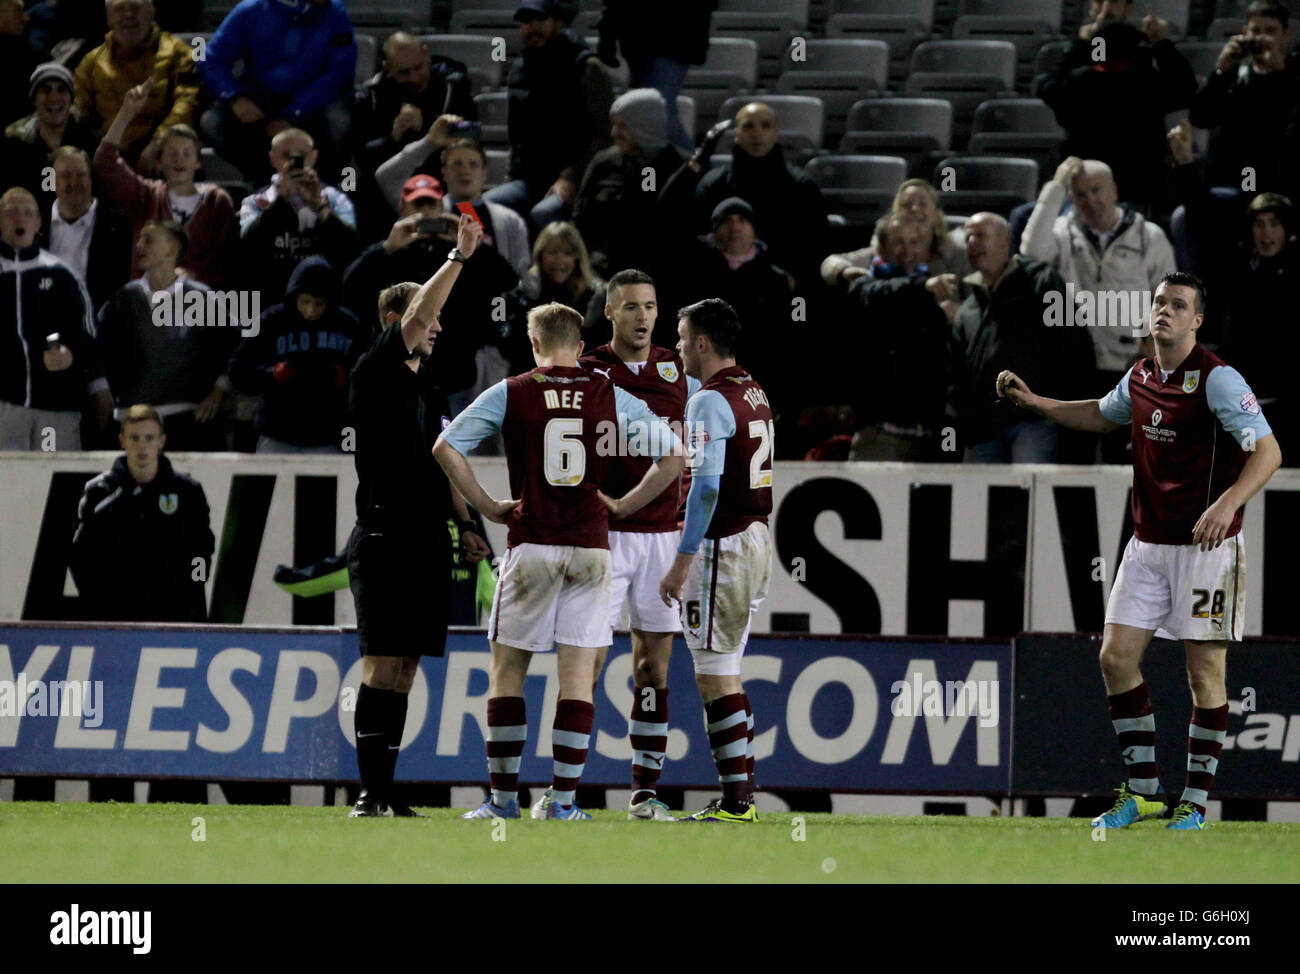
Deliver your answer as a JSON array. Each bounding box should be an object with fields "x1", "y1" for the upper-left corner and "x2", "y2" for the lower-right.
[
  {"x1": 1020, "y1": 179, "x2": 1176, "y2": 372},
  {"x1": 229, "y1": 255, "x2": 366, "y2": 446},
  {"x1": 70, "y1": 453, "x2": 214, "y2": 623},
  {"x1": 199, "y1": 0, "x2": 357, "y2": 121}
]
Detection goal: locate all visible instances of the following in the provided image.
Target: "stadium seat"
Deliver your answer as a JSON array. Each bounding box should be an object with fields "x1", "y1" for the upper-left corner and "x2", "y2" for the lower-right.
[
  {"x1": 354, "y1": 33, "x2": 378, "y2": 85},
  {"x1": 484, "y1": 148, "x2": 510, "y2": 189},
  {"x1": 824, "y1": 0, "x2": 934, "y2": 82},
  {"x1": 203, "y1": 3, "x2": 238, "y2": 29},
  {"x1": 776, "y1": 39, "x2": 888, "y2": 143},
  {"x1": 933, "y1": 155, "x2": 1039, "y2": 216},
  {"x1": 904, "y1": 41, "x2": 1017, "y2": 146},
  {"x1": 839, "y1": 97, "x2": 953, "y2": 178},
  {"x1": 571, "y1": 10, "x2": 601, "y2": 35},
  {"x1": 682, "y1": 38, "x2": 759, "y2": 140},
  {"x1": 952, "y1": 0, "x2": 1065, "y2": 86},
  {"x1": 1029, "y1": 38, "x2": 1071, "y2": 96},
  {"x1": 716, "y1": 94, "x2": 826, "y2": 153},
  {"x1": 968, "y1": 97, "x2": 1063, "y2": 184},
  {"x1": 712, "y1": 13, "x2": 805, "y2": 85},
  {"x1": 449, "y1": 10, "x2": 523, "y2": 59},
  {"x1": 1205, "y1": 18, "x2": 1245, "y2": 39},
  {"x1": 199, "y1": 147, "x2": 245, "y2": 184},
  {"x1": 1146, "y1": 0, "x2": 1190, "y2": 39},
  {"x1": 416, "y1": 35, "x2": 503, "y2": 89},
  {"x1": 473, "y1": 91, "x2": 509, "y2": 147},
  {"x1": 347, "y1": 0, "x2": 420, "y2": 28},
  {"x1": 717, "y1": 0, "x2": 810, "y2": 20},
  {"x1": 1177, "y1": 40, "x2": 1228, "y2": 83},
  {"x1": 676, "y1": 95, "x2": 697, "y2": 141},
  {"x1": 806, "y1": 154, "x2": 909, "y2": 225}
]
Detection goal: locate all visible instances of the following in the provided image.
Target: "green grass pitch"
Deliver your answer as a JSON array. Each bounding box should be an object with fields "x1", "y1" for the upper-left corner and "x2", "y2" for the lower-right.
[{"x1": 4, "y1": 803, "x2": 1300, "y2": 883}]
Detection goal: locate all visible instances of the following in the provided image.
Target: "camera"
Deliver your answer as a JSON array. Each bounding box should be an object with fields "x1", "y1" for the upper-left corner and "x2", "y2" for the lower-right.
[
  {"x1": 1239, "y1": 37, "x2": 1265, "y2": 56},
  {"x1": 288, "y1": 153, "x2": 306, "y2": 171},
  {"x1": 414, "y1": 216, "x2": 444, "y2": 237},
  {"x1": 451, "y1": 120, "x2": 482, "y2": 138}
]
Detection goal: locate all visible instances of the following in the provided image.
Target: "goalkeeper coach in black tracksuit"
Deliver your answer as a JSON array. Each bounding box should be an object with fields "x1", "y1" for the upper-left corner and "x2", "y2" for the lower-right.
[{"x1": 345, "y1": 212, "x2": 491, "y2": 818}]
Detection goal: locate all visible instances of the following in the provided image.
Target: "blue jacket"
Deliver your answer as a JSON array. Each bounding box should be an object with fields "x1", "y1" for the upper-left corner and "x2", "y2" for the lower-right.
[{"x1": 200, "y1": 0, "x2": 357, "y2": 122}]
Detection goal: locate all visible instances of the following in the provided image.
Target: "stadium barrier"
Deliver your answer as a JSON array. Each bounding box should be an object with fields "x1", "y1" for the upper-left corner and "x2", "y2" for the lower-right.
[
  {"x1": 6, "y1": 453, "x2": 1300, "y2": 637},
  {"x1": 5, "y1": 626, "x2": 1295, "y2": 798},
  {"x1": 1013, "y1": 634, "x2": 1300, "y2": 801},
  {"x1": 0, "y1": 625, "x2": 1011, "y2": 793}
]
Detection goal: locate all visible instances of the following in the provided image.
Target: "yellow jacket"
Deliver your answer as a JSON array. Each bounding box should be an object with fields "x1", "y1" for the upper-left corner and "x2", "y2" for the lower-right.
[{"x1": 74, "y1": 25, "x2": 200, "y2": 158}]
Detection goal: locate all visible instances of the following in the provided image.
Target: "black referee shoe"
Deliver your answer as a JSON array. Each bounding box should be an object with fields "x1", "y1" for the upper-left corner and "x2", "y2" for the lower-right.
[
  {"x1": 387, "y1": 800, "x2": 426, "y2": 818},
  {"x1": 347, "y1": 795, "x2": 394, "y2": 818}
]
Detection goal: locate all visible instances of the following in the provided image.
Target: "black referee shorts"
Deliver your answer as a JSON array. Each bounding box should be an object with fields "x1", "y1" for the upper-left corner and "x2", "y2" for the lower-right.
[{"x1": 347, "y1": 523, "x2": 451, "y2": 658}]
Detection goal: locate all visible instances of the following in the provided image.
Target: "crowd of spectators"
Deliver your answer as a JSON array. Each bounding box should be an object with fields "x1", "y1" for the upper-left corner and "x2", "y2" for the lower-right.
[{"x1": 1, "y1": 0, "x2": 1298, "y2": 465}]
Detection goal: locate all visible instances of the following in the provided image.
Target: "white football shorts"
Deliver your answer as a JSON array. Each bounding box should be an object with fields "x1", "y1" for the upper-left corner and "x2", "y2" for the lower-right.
[
  {"x1": 488, "y1": 543, "x2": 613, "y2": 652},
  {"x1": 1105, "y1": 534, "x2": 1245, "y2": 642},
  {"x1": 681, "y1": 521, "x2": 773, "y2": 675},
  {"x1": 608, "y1": 529, "x2": 683, "y2": 634}
]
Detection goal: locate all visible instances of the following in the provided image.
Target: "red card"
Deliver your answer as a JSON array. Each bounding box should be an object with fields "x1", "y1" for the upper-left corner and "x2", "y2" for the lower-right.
[{"x1": 456, "y1": 201, "x2": 483, "y2": 226}]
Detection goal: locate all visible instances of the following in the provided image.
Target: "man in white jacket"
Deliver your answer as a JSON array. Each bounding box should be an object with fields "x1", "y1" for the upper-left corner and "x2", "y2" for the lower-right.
[{"x1": 1020, "y1": 156, "x2": 1176, "y2": 459}]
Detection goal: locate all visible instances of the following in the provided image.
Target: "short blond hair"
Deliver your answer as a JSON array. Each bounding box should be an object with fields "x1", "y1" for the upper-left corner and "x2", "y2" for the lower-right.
[
  {"x1": 270, "y1": 127, "x2": 314, "y2": 152},
  {"x1": 121, "y1": 403, "x2": 164, "y2": 433},
  {"x1": 527, "y1": 303, "x2": 583, "y2": 352},
  {"x1": 377, "y1": 281, "x2": 420, "y2": 330}
]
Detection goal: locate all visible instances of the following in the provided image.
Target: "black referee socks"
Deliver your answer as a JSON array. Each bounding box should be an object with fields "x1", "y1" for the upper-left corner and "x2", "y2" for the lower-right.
[{"x1": 356, "y1": 683, "x2": 401, "y2": 804}]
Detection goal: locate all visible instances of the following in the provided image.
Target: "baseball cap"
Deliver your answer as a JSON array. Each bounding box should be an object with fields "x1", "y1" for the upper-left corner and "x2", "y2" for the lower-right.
[
  {"x1": 401, "y1": 174, "x2": 444, "y2": 204},
  {"x1": 29, "y1": 62, "x2": 75, "y2": 100},
  {"x1": 514, "y1": 0, "x2": 553, "y2": 21}
]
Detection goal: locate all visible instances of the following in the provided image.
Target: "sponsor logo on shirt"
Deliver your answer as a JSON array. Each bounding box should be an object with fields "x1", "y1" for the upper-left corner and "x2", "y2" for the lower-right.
[
  {"x1": 1240, "y1": 393, "x2": 1259, "y2": 415},
  {"x1": 1141, "y1": 408, "x2": 1176, "y2": 442},
  {"x1": 1182, "y1": 370, "x2": 1200, "y2": 394}
]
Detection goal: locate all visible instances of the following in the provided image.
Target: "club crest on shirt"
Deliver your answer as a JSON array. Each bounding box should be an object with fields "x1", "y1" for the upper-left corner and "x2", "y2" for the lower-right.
[
  {"x1": 1240, "y1": 392, "x2": 1259, "y2": 415},
  {"x1": 1182, "y1": 370, "x2": 1200, "y2": 394},
  {"x1": 159, "y1": 493, "x2": 178, "y2": 515},
  {"x1": 656, "y1": 362, "x2": 678, "y2": 382}
]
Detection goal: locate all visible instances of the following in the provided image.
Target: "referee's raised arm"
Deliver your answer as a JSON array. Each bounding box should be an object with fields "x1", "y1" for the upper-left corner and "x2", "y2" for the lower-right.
[{"x1": 399, "y1": 213, "x2": 484, "y2": 351}]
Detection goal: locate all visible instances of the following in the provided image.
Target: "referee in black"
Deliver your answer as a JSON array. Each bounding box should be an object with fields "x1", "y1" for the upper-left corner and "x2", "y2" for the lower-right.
[{"x1": 347, "y1": 213, "x2": 493, "y2": 817}]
